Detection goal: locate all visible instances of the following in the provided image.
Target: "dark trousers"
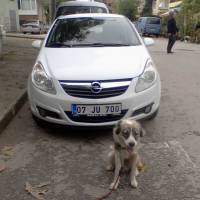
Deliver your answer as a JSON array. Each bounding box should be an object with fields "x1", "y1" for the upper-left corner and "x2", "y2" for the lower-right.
[{"x1": 167, "y1": 34, "x2": 176, "y2": 53}]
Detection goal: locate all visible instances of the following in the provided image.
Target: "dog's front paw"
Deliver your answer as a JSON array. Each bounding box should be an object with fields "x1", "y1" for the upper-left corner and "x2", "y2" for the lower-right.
[
  {"x1": 110, "y1": 179, "x2": 120, "y2": 190},
  {"x1": 135, "y1": 168, "x2": 139, "y2": 176},
  {"x1": 131, "y1": 178, "x2": 138, "y2": 188}
]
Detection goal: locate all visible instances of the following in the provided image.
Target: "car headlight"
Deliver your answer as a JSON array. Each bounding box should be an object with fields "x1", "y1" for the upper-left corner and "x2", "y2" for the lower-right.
[
  {"x1": 32, "y1": 62, "x2": 56, "y2": 94},
  {"x1": 135, "y1": 59, "x2": 157, "y2": 93}
]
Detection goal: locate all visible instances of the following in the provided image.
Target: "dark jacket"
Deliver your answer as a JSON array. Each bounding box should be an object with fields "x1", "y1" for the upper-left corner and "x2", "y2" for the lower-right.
[
  {"x1": 195, "y1": 22, "x2": 200, "y2": 31},
  {"x1": 167, "y1": 18, "x2": 179, "y2": 34}
]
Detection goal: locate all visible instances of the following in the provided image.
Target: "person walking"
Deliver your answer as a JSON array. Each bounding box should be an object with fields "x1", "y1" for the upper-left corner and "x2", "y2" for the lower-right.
[{"x1": 167, "y1": 10, "x2": 179, "y2": 53}]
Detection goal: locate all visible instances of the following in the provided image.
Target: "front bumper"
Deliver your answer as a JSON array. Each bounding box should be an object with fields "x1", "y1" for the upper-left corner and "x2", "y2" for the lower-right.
[
  {"x1": 21, "y1": 27, "x2": 40, "y2": 33},
  {"x1": 28, "y1": 77, "x2": 161, "y2": 126}
]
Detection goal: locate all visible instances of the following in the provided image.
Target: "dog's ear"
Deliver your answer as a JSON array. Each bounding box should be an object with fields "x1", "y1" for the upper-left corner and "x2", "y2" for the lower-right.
[
  {"x1": 115, "y1": 120, "x2": 122, "y2": 135},
  {"x1": 140, "y1": 127, "x2": 146, "y2": 137}
]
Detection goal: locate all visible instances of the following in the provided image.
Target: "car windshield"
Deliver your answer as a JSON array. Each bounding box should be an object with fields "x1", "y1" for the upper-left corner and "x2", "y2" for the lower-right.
[
  {"x1": 46, "y1": 17, "x2": 141, "y2": 48},
  {"x1": 56, "y1": 6, "x2": 107, "y2": 18}
]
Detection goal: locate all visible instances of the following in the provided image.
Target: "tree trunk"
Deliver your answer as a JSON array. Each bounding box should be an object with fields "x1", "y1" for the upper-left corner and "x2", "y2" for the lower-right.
[{"x1": 49, "y1": 0, "x2": 56, "y2": 24}]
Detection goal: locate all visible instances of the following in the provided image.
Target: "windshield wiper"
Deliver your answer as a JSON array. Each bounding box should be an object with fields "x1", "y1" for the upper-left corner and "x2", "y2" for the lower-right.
[
  {"x1": 71, "y1": 43, "x2": 131, "y2": 47},
  {"x1": 46, "y1": 42, "x2": 72, "y2": 48},
  {"x1": 46, "y1": 43, "x2": 132, "y2": 48}
]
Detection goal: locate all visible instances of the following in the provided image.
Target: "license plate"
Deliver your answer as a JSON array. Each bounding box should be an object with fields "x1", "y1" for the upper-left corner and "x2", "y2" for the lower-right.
[{"x1": 71, "y1": 104, "x2": 122, "y2": 116}]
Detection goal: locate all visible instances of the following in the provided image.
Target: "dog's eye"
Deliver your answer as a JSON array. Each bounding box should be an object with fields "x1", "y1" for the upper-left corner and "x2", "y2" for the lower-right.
[
  {"x1": 122, "y1": 130, "x2": 130, "y2": 138},
  {"x1": 134, "y1": 131, "x2": 140, "y2": 140}
]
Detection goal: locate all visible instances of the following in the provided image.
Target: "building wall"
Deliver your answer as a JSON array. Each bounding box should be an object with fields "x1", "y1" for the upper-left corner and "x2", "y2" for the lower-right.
[
  {"x1": 18, "y1": 0, "x2": 46, "y2": 25},
  {"x1": 37, "y1": 0, "x2": 46, "y2": 23},
  {"x1": 0, "y1": 0, "x2": 20, "y2": 32}
]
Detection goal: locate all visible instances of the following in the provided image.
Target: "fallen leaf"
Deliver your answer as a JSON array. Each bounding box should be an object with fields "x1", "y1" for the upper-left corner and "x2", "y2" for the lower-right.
[
  {"x1": 1, "y1": 146, "x2": 14, "y2": 157},
  {"x1": 0, "y1": 164, "x2": 6, "y2": 173},
  {"x1": 37, "y1": 182, "x2": 50, "y2": 188},
  {"x1": 2, "y1": 146, "x2": 13, "y2": 152},
  {"x1": 25, "y1": 182, "x2": 49, "y2": 200}
]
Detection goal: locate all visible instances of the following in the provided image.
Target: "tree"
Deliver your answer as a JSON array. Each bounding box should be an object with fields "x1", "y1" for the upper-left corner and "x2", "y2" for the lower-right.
[
  {"x1": 182, "y1": 0, "x2": 200, "y2": 14},
  {"x1": 176, "y1": 0, "x2": 200, "y2": 42},
  {"x1": 142, "y1": 0, "x2": 153, "y2": 16},
  {"x1": 115, "y1": 0, "x2": 139, "y2": 21}
]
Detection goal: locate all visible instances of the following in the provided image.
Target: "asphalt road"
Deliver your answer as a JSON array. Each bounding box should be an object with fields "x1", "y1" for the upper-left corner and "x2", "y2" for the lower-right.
[{"x1": 0, "y1": 38, "x2": 200, "y2": 200}]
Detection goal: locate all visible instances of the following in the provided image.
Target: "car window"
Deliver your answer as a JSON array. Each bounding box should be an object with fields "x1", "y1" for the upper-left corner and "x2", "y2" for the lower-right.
[
  {"x1": 91, "y1": 7, "x2": 105, "y2": 13},
  {"x1": 46, "y1": 17, "x2": 141, "y2": 47},
  {"x1": 56, "y1": 6, "x2": 107, "y2": 18},
  {"x1": 147, "y1": 18, "x2": 160, "y2": 25}
]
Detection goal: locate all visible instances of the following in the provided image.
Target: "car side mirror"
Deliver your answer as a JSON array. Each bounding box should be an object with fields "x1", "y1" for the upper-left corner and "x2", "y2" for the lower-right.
[
  {"x1": 143, "y1": 38, "x2": 155, "y2": 46},
  {"x1": 32, "y1": 40, "x2": 42, "y2": 49}
]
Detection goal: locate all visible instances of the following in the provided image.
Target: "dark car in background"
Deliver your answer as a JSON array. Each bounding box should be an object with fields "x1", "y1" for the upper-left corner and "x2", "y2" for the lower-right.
[{"x1": 135, "y1": 17, "x2": 161, "y2": 37}]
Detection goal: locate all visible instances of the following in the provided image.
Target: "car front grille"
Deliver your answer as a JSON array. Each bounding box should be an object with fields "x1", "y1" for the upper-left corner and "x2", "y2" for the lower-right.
[
  {"x1": 65, "y1": 110, "x2": 128, "y2": 123},
  {"x1": 59, "y1": 79, "x2": 132, "y2": 99}
]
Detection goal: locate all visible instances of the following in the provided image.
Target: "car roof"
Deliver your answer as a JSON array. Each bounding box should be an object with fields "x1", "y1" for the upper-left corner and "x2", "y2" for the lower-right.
[
  {"x1": 57, "y1": 1, "x2": 108, "y2": 8},
  {"x1": 57, "y1": 13, "x2": 124, "y2": 20}
]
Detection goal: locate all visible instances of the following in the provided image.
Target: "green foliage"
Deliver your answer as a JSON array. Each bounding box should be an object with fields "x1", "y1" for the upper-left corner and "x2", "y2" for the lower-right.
[
  {"x1": 115, "y1": 0, "x2": 139, "y2": 21},
  {"x1": 177, "y1": 0, "x2": 200, "y2": 42},
  {"x1": 57, "y1": 0, "x2": 70, "y2": 3},
  {"x1": 182, "y1": 0, "x2": 200, "y2": 14},
  {"x1": 142, "y1": 0, "x2": 153, "y2": 16}
]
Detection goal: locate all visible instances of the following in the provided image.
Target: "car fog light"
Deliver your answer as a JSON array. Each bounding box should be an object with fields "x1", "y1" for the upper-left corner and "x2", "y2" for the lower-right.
[{"x1": 144, "y1": 105, "x2": 152, "y2": 114}]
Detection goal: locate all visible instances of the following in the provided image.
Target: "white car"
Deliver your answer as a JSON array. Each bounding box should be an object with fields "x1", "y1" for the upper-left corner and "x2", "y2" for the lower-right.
[
  {"x1": 55, "y1": 0, "x2": 109, "y2": 18},
  {"x1": 21, "y1": 21, "x2": 45, "y2": 34},
  {"x1": 28, "y1": 14, "x2": 161, "y2": 127}
]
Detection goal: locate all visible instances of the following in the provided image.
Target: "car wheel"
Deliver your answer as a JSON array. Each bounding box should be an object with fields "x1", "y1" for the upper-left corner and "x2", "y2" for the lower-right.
[
  {"x1": 23, "y1": 32, "x2": 26, "y2": 34},
  {"x1": 145, "y1": 108, "x2": 159, "y2": 120}
]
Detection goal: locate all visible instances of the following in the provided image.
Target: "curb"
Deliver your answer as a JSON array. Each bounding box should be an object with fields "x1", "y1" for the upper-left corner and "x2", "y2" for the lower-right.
[
  {"x1": 0, "y1": 90, "x2": 27, "y2": 134},
  {"x1": 6, "y1": 33, "x2": 45, "y2": 40}
]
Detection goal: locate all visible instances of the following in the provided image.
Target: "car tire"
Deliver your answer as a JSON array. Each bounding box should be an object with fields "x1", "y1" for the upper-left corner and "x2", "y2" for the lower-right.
[
  {"x1": 23, "y1": 32, "x2": 26, "y2": 34},
  {"x1": 145, "y1": 108, "x2": 159, "y2": 120}
]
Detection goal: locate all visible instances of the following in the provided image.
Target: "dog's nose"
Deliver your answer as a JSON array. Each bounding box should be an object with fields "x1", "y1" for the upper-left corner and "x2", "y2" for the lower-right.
[{"x1": 129, "y1": 142, "x2": 135, "y2": 147}]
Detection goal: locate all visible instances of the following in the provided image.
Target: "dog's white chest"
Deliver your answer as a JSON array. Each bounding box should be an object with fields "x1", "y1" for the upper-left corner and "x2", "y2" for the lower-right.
[{"x1": 120, "y1": 150, "x2": 130, "y2": 162}]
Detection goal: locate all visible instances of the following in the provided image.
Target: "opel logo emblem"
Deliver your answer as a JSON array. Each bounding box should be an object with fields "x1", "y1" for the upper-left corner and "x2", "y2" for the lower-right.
[{"x1": 91, "y1": 82, "x2": 102, "y2": 94}]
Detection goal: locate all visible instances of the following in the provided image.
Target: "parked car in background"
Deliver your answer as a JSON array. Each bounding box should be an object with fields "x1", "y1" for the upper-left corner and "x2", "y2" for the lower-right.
[
  {"x1": 28, "y1": 14, "x2": 161, "y2": 127},
  {"x1": 55, "y1": 1, "x2": 109, "y2": 18},
  {"x1": 0, "y1": 25, "x2": 6, "y2": 38},
  {"x1": 136, "y1": 17, "x2": 161, "y2": 37},
  {"x1": 21, "y1": 21, "x2": 46, "y2": 34}
]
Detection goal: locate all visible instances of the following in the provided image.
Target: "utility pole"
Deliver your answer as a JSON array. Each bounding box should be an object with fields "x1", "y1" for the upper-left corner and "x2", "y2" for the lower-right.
[{"x1": 49, "y1": 0, "x2": 56, "y2": 24}]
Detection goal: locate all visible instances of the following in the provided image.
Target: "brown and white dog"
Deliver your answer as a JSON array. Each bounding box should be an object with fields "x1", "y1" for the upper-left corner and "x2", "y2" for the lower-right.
[{"x1": 107, "y1": 119, "x2": 145, "y2": 190}]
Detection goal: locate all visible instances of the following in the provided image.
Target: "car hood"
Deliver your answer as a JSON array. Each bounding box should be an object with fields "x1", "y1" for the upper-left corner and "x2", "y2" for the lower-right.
[{"x1": 40, "y1": 46, "x2": 149, "y2": 81}]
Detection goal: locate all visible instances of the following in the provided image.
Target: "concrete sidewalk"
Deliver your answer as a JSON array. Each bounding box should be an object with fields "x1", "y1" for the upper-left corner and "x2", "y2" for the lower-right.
[
  {"x1": 6, "y1": 32, "x2": 46, "y2": 40},
  {"x1": 0, "y1": 103, "x2": 200, "y2": 200},
  {"x1": 0, "y1": 37, "x2": 38, "y2": 133}
]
